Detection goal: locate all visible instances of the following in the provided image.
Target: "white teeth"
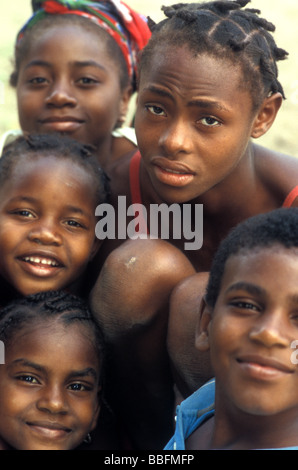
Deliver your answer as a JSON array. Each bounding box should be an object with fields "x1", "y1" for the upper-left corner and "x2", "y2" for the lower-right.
[{"x1": 23, "y1": 256, "x2": 58, "y2": 267}]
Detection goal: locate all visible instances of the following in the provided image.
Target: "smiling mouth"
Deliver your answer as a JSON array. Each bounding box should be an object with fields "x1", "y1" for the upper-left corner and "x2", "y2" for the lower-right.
[
  {"x1": 27, "y1": 421, "x2": 71, "y2": 440},
  {"x1": 18, "y1": 254, "x2": 64, "y2": 277},
  {"x1": 236, "y1": 355, "x2": 294, "y2": 379},
  {"x1": 22, "y1": 256, "x2": 61, "y2": 267}
]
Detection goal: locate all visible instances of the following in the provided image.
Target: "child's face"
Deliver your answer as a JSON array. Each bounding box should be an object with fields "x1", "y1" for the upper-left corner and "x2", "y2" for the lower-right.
[
  {"x1": 204, "y1": 246, "x2": 298, "y2": 418},
  {"x1": 0, "y1": 321, "x2": 101, "y2": 450},
  {"x1": 0, "y1": 155, "x2": 99, "y2": 295},
  {"x1": 135, "y1": 46, "x2": 261, "y2": 204},
  {"x1": 16, "y1": 24, "x2": 131, "y2": 160}
]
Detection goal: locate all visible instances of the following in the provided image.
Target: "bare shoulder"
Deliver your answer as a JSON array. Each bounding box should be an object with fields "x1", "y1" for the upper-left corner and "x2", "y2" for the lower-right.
[{"x1": 254, "y1": 143, "x2": 298, "y2": 203}]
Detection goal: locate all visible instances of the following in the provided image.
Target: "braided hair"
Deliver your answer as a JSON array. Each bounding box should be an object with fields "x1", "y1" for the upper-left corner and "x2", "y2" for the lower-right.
[
  {"x1": 0, "y1": 133, "x2": 110, "y2": 205},
  {"x1": 0, "y1": 290, "x2": 105, "y2": 375},
  {"x1": 140, "y1": 1, "x2": 288, "y2": 110}
]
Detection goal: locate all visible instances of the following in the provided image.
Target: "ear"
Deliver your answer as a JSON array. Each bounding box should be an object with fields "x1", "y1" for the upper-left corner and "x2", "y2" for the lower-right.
[
  {"x1": 195, "y1": 297, "x2": 212, "y2": 352},
  {"x1": 251, "y1": 92, "x2": 283, "y2": 139}
]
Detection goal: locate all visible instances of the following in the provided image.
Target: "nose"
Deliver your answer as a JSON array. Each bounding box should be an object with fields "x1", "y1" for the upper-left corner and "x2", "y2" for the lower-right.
[
  {"x1": 28, "y1": 220, "x2": 63, "y2": 247},
  {"x1": 45, "y1": 80, "x2": 77, "y2": 108},
  {"x1": 159, "y1": 118, "x2": 193, "y2": 157},
  {"x1": 249, "y1": 311, "x2": 289, "y2": 348},
  {"x1": 36, "y1": 383, "x2": 68, "y2": 415}
]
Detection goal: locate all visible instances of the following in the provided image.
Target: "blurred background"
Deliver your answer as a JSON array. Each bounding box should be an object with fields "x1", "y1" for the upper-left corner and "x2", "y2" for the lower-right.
[{"x1": 1, "y1": 0, "x2": 298, "y2": 155}]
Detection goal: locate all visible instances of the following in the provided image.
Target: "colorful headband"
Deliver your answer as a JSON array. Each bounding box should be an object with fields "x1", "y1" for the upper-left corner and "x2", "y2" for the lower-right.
[{"x1": 16, "y1": 0, "x2": 151, "y2": 88}]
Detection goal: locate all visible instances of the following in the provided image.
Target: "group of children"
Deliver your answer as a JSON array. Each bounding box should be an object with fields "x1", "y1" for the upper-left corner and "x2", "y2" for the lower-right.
[{"x1": 0, "y1": 0, "x2": 297, "y2": 451}]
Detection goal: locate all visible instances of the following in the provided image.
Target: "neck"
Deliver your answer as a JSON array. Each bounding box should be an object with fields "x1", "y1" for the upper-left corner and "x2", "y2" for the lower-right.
[
  {"x1": 211, "y1": 405, "x2": 298, "y2": 450},
  {"x1": 94, "y1": 136, "x2": 114, "y2": 170},
  {"x1": 196, "y1": 142, "x2": 257, "y2": 214}
]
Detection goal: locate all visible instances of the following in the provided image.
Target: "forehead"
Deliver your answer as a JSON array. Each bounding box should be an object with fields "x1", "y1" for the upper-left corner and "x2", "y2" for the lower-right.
[
  {"x1": 221, "y1": 246, "x2": 298, "y2": 296},
  {"x1": 4, "y1": 154, "x2": 96, "y2": 201},
  {"x1": 4, "y1": 320, "x2": 100, "y2": 373},
  {"x1": 139, "y1": 45, "x2": 247, "y2": 103},
  {"x1": 22, "y1": 22, "x2": 117, "y2": 68}
]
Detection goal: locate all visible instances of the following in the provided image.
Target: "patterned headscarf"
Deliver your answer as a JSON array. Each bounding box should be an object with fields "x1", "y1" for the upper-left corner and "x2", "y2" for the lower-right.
[{"x1": 16, "y1": 0, "x2": 151, "y2": 88}]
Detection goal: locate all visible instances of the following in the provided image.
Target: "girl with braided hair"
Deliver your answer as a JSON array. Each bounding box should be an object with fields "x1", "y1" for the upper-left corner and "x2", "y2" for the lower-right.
[
  {"x1": 0, "y1": 290, "x2": 110, "y2": 450},
  {"x1": 89, "y1": 1, "x2": 298, "y2": 449},
  {"x1": 3, "y1": 0, "x2": 151, "y2": 170},
  {"x1": 0, "y1": 132, "x2": 108, "y2": 305}
]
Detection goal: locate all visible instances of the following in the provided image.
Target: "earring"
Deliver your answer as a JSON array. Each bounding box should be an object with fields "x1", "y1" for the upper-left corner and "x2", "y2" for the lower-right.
[{"x1": 83, "y1": 433, "x2": 92, "y2": 444}]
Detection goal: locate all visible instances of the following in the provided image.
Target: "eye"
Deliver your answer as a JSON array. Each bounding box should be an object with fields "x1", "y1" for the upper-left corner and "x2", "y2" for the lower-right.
[
  {"x1": 17, "y1": 375, "x2": 39, "y2": 384},
  {"x1": 200, "y1": 117, "x2": 220, "y2": 127},
  {"x1": 77, "y1": 77, "x2": 99, "y2": 86},
  {"x1": 65, "y1": 219, "x2": 85, "y2": 229},
  {"x1": 29, "y1": 77, "x2": 47, "y2": 85},
  {"x1": 146, "y1": 105, "x2": 166, "y2": 116},
  {"x1": 230, "y1": 300, "x2": 260, "y2": 312},
  {"x1": 11, "y1": 209, "x2": 35, "y2": 218},
  {"x1": 290, "y1": 312, "x2": 298, "y2": 323},
  {"x1": 68, "y1": 382, "x2": 93, "y2": 392}
]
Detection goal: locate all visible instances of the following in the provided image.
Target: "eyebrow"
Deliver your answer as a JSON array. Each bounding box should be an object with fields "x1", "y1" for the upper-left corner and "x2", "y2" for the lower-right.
[
  {"x1": 25, "y1": 59, "x2": 106, "y2": 71},
  {"x1": 10, "y1": 359, "x2": 45, "y2": 373},
  {"x1": 67, "y1": 367, "x2": 98, "y2": 381},
  {"x1": 143, "y1": 85, "x2": 229, "y2": 111},
  {"x1": 72, "y1": 60, "x2": 106, "y2": 71},
  {"x1": 8, "y1": 197, "x2": 91, "y2": 217},
  {"x1": 144, "y1": 85, "x2": 173, "y2": 100},
  {"x1": 64, "y1": 205, "x2": 92, "y2": 218},
  {"x1": 9, "y1": 196, "x2": 37, "y2": 204},
  {"x1": 225, "y1": 282, "x2": 266, "y2": 297},
  {"x1": 187, "y1": 99, "x2": 229, "y2": 112},
  {"x1": 10, "y1": 359, "x2": 98, "y2": 380}
]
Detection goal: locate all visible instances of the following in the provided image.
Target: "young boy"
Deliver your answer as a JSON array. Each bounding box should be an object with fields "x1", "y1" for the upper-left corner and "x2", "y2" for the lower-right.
[{"x1": 165, "y1": 208, "x2": 298, "y2": 450}]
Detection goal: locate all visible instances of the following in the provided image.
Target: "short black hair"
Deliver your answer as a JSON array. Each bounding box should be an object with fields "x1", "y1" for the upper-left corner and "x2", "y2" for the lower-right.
[
  {"x1": 10, "y1": 13, "x2": 130, "y2": 91},
  {"x1": 0, "y1": 132, "x2": 110, "y2": 205},
  {"x1": 0, "y1": 290, "x2": 105, "y2": 378},
  {"x1": 140, "y1": 0, "x2": 288, "y2": 110},
  {"x1": 206, "y1": 208, "x2": 298, "y2": 307}
]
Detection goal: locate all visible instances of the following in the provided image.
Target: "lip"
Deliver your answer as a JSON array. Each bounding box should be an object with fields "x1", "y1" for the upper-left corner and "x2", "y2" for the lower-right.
[
  {"x1": 27, "y1": 421, "x2": 71, "y2": 440},
  {"x1": 17, "y1": 251, "x2": 65, "y2": 278},
  {"x1": 236, "y1": 354, "x2": 294, "y2": 380},
  {"x1": 39, "y1": 116, "x2": 84, "y2": 133},
  {"x1": 151, "y1": 156, "x2": 195, "y2": 187}
]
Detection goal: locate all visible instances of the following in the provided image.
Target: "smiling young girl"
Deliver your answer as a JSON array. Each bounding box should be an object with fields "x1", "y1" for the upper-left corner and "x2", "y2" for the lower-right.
[
  {"x1": 89, "y1": 0, "x2": 298, "y2": 449},
  {"x1": 3, "y1": 0, "x2": 150, "y2": 170},
  {"x1": 0, "y1": 290, "x2": 106, "y2": 450},
  {"x1": 0, "y1": 132, "x2": 108, "y2": 305}
]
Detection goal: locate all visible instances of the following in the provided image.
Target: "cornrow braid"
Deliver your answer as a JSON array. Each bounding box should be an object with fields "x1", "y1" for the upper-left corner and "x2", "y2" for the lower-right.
[
  {"x1": 141, "y1": 0, "x2": 288, "y2": 110},
  {"x1": 0, "y1": 133, "x2": 110, "y2": 205},
  {"x1": 0, "y1": 290, "x2": 105, "y2": 368}
]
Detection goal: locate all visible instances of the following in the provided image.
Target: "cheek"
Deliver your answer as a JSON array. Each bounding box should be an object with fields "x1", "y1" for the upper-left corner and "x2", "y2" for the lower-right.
[
  {"x1": 67, "y1": 236, "x2": 96, "y2": 266},
  {"x1": 209, "y1": 316, "x2": 241, "y2": 367},
  {"x1": 0, "y1": 225, "x2": 19, "y2": 254}
]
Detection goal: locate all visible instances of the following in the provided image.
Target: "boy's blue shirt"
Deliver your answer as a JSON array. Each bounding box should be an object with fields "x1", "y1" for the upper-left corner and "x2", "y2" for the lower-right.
[{"x1": 164, "y1": 378, "x2": 298, "y2": 451}]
